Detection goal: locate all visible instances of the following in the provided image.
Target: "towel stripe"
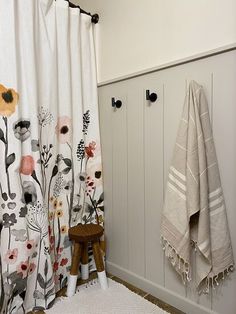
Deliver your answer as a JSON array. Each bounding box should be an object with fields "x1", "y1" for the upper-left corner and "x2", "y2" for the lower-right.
[
  {"x1": 170, "y1": 167, "x2": 186, "y2": 182},
  {"x1": 210, "y1": 204, "x2": 225, "y2": 217},
  {"x1": 168, "y1": 173, "x2": 186, "y2": 191},
  {"x1": 209, "y1": 187, "x2": 222, "y2": 199},
  {"x1": 167, "y1": 182, "x2": 186, "y2": 200},
  {"x1": 209, "y1": 195, "x2": 223, "y2": 209}
]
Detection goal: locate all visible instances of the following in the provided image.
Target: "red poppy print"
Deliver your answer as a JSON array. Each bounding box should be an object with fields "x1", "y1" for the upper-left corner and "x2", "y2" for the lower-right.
[
  {"x1": 4, "y1": 248, "x2": 18, "y2": 264},
  {"x1": 85, "y1": 141, "x2": 96, "y2": 158},
  {"x1": 19, "y1": 155, "x2": 35, "y2": 175},
  {"x1": 60, "y1": 258, "x2": 68, "y2": 266},
  {"x1": 17, "y1": 260, "x2": 29, "y2": 278}
]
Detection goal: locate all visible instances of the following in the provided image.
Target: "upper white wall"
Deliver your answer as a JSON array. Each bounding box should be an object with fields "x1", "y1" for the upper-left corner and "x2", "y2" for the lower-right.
[{"x1": 74, "y1": 0, "x2": 236, "y2": 83}]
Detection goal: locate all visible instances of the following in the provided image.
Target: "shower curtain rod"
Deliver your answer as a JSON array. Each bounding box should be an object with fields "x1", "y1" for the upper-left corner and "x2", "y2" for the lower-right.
[{"x1": 57, "y1": 0, "x2": 99, "y2": 23}]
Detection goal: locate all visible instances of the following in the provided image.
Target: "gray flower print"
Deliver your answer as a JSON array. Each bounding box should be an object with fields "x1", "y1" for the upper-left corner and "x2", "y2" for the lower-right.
[
  {"x1": 22, "y1": 181, "x2": 37, "y2": 204},
  {"x1": 3, "y1": 213, "x2": 17, "y2": 227},
  {"x1": 31, "y1": 139, "x2": 40, "y2": 152},
  {"x1": 11, "y1": 229, "x2": 27, "y2": 242},
  {"x1": 13, "y1": 119, "x2": 31, "y2": 142}
]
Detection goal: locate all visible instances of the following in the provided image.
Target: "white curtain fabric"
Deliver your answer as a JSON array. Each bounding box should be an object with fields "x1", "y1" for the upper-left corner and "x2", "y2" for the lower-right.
[{"x1": 0, "y1": 0, "x2": 104, "y2": 313}]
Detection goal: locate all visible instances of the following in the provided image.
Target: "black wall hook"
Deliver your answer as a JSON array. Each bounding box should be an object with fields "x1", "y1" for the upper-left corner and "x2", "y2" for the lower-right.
[
  {"x1": 112, "y1": 97, "x2": 122, "y2": 109},
  {"x1": 146, "y1": 90, "x2": 158, "y2": 102}
]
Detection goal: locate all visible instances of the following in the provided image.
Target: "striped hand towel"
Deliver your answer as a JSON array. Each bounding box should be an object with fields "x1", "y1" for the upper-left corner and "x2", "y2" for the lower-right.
[{"x1": 161, "y1": 80, "x2": 234, "y2": 293}]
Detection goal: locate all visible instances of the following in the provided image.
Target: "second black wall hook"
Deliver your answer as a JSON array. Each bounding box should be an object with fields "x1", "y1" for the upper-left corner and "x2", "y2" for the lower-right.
[
  {"x1": 112, "y1": 97, "x2": 122, "y2": 109},
  {"x1": 146, "y1": 90, "x2": 158, "y2": 102}
]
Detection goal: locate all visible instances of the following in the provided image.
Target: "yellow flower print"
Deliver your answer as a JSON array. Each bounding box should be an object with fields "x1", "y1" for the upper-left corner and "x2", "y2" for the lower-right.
[
  {"x1": 53, "y1": 198, "x2": 63, "y2": 210},
  {"x1": 61, "y1": 225, "x2": 67, "y2": 234},
  {"x1": 98, "y1": 215, "x2": 104, "y2": 225},
  {"x1": 53, "y1": 200, "x2": 57, "y2": 209},
  {"x1": 56, "y1": 210, "x2": 63, "y2": 218},
  {"x1": 49, "y1": 196, "x2": 54, "y2": 203},
  {"x1": 0, "y1": 84, "x2": 19, "y2": 117},
  {"x1": 49, "y1": 212, "x2": 54, "y2": 221}
]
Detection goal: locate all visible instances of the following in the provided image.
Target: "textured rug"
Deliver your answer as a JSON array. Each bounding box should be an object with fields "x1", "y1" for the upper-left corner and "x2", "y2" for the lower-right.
[{"x1": 45, "y1": 278, "x2": 168, "y2": 314}]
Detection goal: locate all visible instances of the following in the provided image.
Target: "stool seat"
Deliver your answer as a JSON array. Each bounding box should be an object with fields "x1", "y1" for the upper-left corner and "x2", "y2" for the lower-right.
[{"x1": 69, "y1": 224, "x2": 104, "y2": 242}]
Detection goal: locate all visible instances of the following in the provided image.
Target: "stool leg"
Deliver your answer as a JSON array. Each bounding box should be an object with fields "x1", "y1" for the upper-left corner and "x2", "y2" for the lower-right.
[
  {"x1": 81, "y1": 242, "x2": 89, "y2": 280},
  {"x1": 92, "y1": 241, "x2": 108, "y2": 290},
  {"x1": 67, "y1": 242, "x2": 81, "y2": 297}
]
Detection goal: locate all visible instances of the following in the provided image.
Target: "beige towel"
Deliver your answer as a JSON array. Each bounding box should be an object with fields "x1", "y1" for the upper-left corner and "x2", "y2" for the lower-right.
[{"x1": 161, "y1": 80, "x2": 234, "y2": 293}]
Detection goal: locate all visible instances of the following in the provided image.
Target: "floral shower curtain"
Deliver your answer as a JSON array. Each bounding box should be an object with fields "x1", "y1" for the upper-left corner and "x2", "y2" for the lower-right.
[{"x1": 0, "y1": 0, "x2": 104, "y2": 313}]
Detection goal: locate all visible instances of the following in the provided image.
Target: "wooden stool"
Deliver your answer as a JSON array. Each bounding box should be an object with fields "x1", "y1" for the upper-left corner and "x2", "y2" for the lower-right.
[{"x1": 66, "y1": 224, "x2": 108, "y2": 297}]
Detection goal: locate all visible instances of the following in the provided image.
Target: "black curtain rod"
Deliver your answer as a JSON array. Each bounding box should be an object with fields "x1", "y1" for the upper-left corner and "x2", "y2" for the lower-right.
[{"x1": 57, "y1": 0, "x2": 99, "y2": 23}]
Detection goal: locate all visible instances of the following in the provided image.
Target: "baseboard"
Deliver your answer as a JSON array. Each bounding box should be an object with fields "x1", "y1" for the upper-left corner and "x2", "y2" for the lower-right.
[{"x1": 106, "y1": 261, "x2": 217, "y2": 314}]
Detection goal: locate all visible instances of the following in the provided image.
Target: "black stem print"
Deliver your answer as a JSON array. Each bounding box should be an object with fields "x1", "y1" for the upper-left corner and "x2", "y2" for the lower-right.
[
  {"x1": 85, "y1": 157, "x2": 89, "y2": 170},
  {"x1": 66, "y1": 195, "x2": 70, "y2": 209},
  {"x1": 43, "y1": 168, "x2": 47, "y2": 198},
  {"x1": 47, "y1": 164, "x2": 58, "y2": 216},
  {"x1": 80, "y1": 158, "x2": 83, "y2": 172},
  {"x1": 56, "y1": 217, "x2": 61, "y2": 259},
  {"x1": 47, "y1": 176, "x2": 53, "y2": 217},
  {"x1": 67, "y1": 142, "x2": 74, "y2": 227},
  {"x1": 39, "y1": 126, "x2": 45, "y2": 197},
  {"x1": 9, "y1": 304, "x2": 16, "y2": 314},
  {"x1": 7, "y1": 226, "x2": 11, "y2": 283},
  {"x1": 81, "y1": 157, "x2": 90, "y2": 221},
  {"x1": 0, "y1": 181, "x2": 2, "y2": 194},
  {"x1": 3, "y1": 118, "x2": 11, "y2": 196},
  {"x1": 41, "y1": 144, "x2": 53, "y2": 199},
  {"x1": 21, "y1": 304, "x2": 26, "y2": 314},
  {"x1": 34, "y1": 234, "x2": 42, "y2": 307},
  {"x1": 31, "y1": 171, "x2": 43, "y2": 195},
  {"x1": 52, "y1": 215, "x2": 56, "y2": 262},
  {"x1": 89, "y1": 195, "x2": 99, "y2": 225},
  {"x1": 92, "y1": 187, "x2": 96, "y2": 201},
  {"x1": 44, "y1": 270, "x2": 47, "y2": 308}
]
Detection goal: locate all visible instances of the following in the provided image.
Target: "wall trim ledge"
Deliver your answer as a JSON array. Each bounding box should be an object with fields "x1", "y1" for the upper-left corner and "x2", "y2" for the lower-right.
[
  {"x1": 107, "y1": 261, "x2": 218, "y2": 314},
  {"x1": 98, "y1": 43, "x2": 236, "y2": 87}
]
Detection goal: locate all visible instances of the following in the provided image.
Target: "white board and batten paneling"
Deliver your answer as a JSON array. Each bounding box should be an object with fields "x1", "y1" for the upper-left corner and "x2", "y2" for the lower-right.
[{"x1": 98, "y1": 48, "x2": 236, "y2": 314}]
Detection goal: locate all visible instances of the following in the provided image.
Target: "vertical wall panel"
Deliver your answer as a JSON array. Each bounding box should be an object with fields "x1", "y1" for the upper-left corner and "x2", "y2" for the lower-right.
[
  {"x1": 143, "y1": 76, "x2": 164, "y2": 285},
  {"x1": 211, "y1": 50, "x2": 236, "y2": 314},
  {"x1": 111, "y1": 86, "x2": 129, "y2": 269},
  {"x1": 126, "y1": 79, "x2": 145, "y2": 276},
  {"x1": 162, "y1": 68, "x2": 187, "y2": 298}
]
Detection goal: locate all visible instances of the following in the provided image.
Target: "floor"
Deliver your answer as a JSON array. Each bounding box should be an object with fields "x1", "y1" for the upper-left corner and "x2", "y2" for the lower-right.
[{"x1": 28, "y1": 272, "x2": 184, "y2": 314}]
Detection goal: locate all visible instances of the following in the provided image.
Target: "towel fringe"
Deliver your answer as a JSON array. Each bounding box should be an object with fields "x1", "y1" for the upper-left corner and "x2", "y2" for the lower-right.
[
  {"x1": 161, "y1": 236, "x2": 191, "y2": 285},
  {"x1": 161, "y1": 236, "x2": 234, "y2": 294},
  {"x1": 199, "y1": 264, "x2": 234, "y2": 294}
]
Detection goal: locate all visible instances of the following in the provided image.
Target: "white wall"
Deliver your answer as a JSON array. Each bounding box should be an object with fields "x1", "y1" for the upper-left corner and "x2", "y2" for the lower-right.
[
  {"x1": 74, "y1": 0, "x2": 236, "y2": 83},
  {"x1": 98, "y1": 49, "x2": 236, "y2": 314}
]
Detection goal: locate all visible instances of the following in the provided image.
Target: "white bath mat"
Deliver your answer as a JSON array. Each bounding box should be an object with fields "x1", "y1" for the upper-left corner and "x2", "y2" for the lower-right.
[{"x1": 45, "y1": 278, "x2": 168, "y2": 314}]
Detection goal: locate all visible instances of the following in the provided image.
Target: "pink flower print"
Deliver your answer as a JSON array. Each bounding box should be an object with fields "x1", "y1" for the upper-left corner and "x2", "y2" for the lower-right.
[
  {"x1": 86, "y1": 176, "x2": 95, "y2": 196},
  {"x1": 17, "y1": 260, "x2": 29, "y2": 278},
  {"x1": 53, "y1": 261, "x2": 59, "y2": 271},
  {"x1": 56, "y1": 247, "x2": 63, "y2": 254},
  {"x1": 60, "y1": 258, "x2": 68, "y2": 267},
  {"x1": 19, "y1": 156, "x2": 35, "y2": 175},
  {"x1": 85, "y1": 141, "x2": 96, "y2": 158},
  {"x1": 54, "y1": 274, "x2": 60, "y2": 285},
  {"x1": 50, "y1": 235, "x2": 55, "y2": 245},
  {"x1": 55, "y1": 116, "x2": 72, "y2": 144},
  {"x1": 87, "y1": 163, "x2": 103, "y2": 187},
  {"x1": 4, "y1": 248, "x2": 18, "y2": 264},
  {"x1": 28, "y1": 262, "x2": 36, "y2": 275},
  {"x1": 26, "y1": 240, "x2": 35, "y2": 256}
]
